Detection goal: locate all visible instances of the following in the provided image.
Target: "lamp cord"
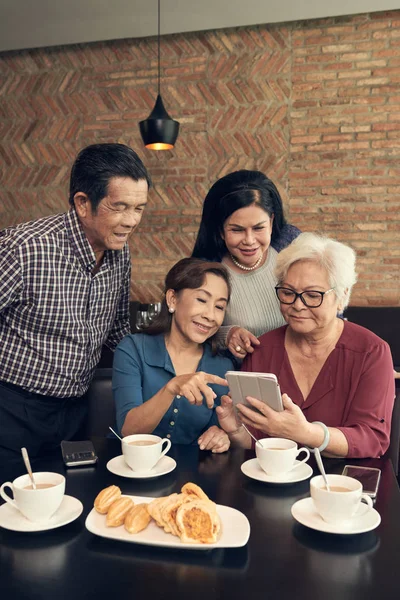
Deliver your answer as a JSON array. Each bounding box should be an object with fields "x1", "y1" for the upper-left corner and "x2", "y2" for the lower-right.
[{"x1": 158, "y1": 0, "x2": 161, "y2": 95}]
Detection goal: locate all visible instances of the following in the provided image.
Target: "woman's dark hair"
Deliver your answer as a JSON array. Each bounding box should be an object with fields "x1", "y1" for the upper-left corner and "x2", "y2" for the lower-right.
[
  {"x1": 69, "y1": 143, "x2": 152, "y2": 211},
  {"x1": 146, "y1": 258, "x2": 231, "y2": 352},
  {"x1": 192, "y1": 170, "x2": 287, "y2": 261}
]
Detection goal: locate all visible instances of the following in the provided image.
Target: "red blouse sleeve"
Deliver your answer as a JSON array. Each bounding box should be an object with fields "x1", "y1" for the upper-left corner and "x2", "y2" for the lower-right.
[{"x1": 336, "y1": 340, "x2": 395, "y2": 458}]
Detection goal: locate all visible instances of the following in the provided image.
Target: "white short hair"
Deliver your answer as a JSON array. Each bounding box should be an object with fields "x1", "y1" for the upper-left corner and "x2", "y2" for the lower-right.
[{"x1": 275, "y1": 233, "x2": 357, "y2": 310}]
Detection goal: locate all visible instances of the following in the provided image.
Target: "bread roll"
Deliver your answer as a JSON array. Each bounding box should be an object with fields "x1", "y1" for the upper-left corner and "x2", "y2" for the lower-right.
[
  {"x1": 124, "y1": 504, "x2": 151, "y2": 534},
  {"x1": 94, "y1": 485, "x2": 122, "y2": 514},
  {"x1": 106, "y1": 496, "x2": 134, "y2": 527}
]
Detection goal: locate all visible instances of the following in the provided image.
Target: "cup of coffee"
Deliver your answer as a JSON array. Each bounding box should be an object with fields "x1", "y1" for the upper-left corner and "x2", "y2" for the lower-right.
[
  {"x1": 122, "y1": 434, "x2": 172, "y2": 472},
  {"x1": 310, "y1": 474, "x2": 374, "y2": 524},
  {"x1": 255, "y1": 438, "x2": 310, "y2": 476},
  {"x1": 0, "y1": 472, "x2": 65, "y2": 522}
]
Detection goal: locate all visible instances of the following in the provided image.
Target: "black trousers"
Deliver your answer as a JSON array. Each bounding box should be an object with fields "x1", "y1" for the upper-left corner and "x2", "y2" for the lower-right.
[{"x1": 0, "y1": 380, "x2": 88, "y2": 463}]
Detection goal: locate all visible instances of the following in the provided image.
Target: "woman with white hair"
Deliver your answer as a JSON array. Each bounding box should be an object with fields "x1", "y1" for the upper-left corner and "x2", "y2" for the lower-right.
[{"x1": 217, "y1": 233, "x2": 395, "y2": 458}]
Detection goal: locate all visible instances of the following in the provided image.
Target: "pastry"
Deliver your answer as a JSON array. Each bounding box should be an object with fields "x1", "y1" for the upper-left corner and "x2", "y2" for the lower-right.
[
  {"x1": 94, "y1": 485, "x2": 122, "y2": 514},
  {"x1": 162, "y1": 493, "x2": 193, "y2": 537},
  {"x1": 106, "y1": 496, "x2": 134, "y2": 527},
  {"x1": 147, "y1": 495, "x2": 169, "y2": 527},
  {"x1": 149, "y1": 494, "x2": 179, "y2": 531},
  {"x1": 176, "y1": 499, "x2": 221, "y2": 544},
  {"x1": 156, "y1": 494, "x2": 179, "y2": 532},
  {"x1": 181, "y1": 482, "x2": 210, "y2": 502},
  {"x1": 124, "y1": 504, "x2": 151, "y2": 534},
  {"x1": 96, "y1": 482, "x2": 220, "y2": 544}
]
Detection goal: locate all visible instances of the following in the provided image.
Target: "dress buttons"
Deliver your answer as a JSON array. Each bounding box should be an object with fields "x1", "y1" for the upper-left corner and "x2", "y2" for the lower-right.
[
  {"x1": 166, "y1": 434, "x2": 171, "y2": 439},
  {"x1": 173, "y1": 408, "x2": 178, "y2": 414},
  {"x1": 170, "y1": 421, "x2": 175, "y2": 426}
]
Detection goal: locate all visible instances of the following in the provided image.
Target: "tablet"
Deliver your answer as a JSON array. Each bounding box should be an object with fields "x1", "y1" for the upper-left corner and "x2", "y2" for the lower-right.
[{"x1": 225, "y1": 371, "x2": 283, "y2": 412}]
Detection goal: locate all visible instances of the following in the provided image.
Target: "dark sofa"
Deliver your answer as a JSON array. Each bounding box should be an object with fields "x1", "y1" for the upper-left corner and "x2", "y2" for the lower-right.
[{"x1": 344, "y1": 306, "x2": 400, "y2": 370}]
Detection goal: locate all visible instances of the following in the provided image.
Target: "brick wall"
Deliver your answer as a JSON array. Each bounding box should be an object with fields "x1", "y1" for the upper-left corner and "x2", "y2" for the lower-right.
[{"x1": 0, "y1": 10, "x2": 399, "y2": 305}]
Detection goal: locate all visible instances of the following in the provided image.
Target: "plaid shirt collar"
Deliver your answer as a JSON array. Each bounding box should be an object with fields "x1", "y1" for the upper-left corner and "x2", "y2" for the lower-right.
[{"x1": 64, "y1": 209, "x2": 122, "y2": 271}]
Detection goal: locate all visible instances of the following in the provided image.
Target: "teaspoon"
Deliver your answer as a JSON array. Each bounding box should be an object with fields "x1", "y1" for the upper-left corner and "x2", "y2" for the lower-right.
[
  {"x1": 241, "y1": 423, "x2": 264, "y2": 448},
  {"x1": 109, "y1": 426, "x2": 123, "y2": 442},
  {"x1": 314, "y1": 447, "x2": 331, "y2": 492},
  {"x1": 21, "y1": 447, "x2": 37, "y2": 490}
]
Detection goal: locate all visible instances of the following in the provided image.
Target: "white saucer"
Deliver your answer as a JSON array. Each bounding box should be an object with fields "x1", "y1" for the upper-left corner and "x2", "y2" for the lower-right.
[
  {"x1": 106, "y1": 455, "x2": 177, "y2": 479},
  {"x1": 241, "y1": 458, "x2": 313, "y2": 484},
  {"x1": 291, "y1": 497, "x2": 381, "y2": 535},
  {"x1": 0, "y1": 495, "x2": 83, "y2": 533}
]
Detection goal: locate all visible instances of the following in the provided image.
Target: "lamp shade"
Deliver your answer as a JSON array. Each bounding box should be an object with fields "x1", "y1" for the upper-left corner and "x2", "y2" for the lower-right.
[{"x1": 139, "y1": 94, "x2": 180, "y2": 150}]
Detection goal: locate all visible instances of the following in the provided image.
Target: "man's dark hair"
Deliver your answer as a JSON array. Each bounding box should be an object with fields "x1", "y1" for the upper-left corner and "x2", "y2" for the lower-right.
[{"x1": 69, "y1": 143, "x2": 152, "y2": 211}]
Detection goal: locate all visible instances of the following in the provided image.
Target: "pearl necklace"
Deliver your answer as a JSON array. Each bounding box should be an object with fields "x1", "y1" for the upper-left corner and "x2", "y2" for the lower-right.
[{"x1": 230, "y1": 253, "x2": 263, "y2": 271}]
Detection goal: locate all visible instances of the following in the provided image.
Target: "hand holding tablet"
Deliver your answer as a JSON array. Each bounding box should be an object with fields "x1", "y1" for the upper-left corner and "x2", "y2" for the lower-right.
[{"x1": 225, "y1": 371, "x2": 283, "y2": 413}]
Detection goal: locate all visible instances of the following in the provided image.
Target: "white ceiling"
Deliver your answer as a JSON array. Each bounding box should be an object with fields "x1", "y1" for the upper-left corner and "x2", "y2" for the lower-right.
[{"x1": 1, "y1": 0, "x2": 399, "y2": 53}]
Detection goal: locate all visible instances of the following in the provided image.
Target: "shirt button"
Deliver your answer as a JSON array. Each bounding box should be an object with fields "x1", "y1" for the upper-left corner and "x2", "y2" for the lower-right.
[
  {"x1": 173, "y1": 408, "x2": 178, "y2": 414},
  {"x1": 176, "y1": 395, "x2": 181, "y2": 399},
  {"x1": 170, "y1": 421, "x2": 175, "y2": 426},
  {"x1": 166, "y1": 434, "x2": 171, "y2": 439}
]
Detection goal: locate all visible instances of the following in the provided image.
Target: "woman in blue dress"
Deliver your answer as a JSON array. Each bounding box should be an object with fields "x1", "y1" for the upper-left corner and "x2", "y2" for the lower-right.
[{"x1": 113, "y1": 258, "x2": 234, "y2": 453}]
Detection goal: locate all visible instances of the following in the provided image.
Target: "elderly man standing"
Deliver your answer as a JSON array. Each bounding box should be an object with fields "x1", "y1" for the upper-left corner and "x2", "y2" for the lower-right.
[{"x1": 0, "y1": 143, "x2": 150, "y2": 459}]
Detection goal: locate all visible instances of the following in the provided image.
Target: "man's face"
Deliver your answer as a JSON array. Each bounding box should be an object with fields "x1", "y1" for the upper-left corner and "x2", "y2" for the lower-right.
[{"x1": 75, "y1": 177, "x2": 148, "y2": 255}]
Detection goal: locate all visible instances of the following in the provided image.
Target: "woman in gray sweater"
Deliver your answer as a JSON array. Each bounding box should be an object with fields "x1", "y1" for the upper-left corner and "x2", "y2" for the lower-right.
[{"x1": 192, "y1": 170, "x2": 300, "y2": 358}]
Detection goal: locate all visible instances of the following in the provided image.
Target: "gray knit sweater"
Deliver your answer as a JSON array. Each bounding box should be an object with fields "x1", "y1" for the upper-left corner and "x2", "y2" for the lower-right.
[{"x1": 218, "y1": 224, "x2": 301, "y2": 342}]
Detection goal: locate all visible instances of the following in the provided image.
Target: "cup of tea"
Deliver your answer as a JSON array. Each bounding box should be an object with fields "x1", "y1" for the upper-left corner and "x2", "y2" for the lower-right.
[
  {"x1": 255, "y1": 438, "x2": 310, "y2": 476},
  {"x1": 0, "y1": 472, "x2": 65, "y2": 522},
  {"x1": 310, "y1": 474, "x2": 374, "y2": 524},
  {"x1": 122, "y1": 434, "x2": 172, "y2": 472}
]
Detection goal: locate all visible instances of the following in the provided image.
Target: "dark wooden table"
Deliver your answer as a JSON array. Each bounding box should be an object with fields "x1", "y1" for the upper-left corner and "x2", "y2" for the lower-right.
[{"x1": 1, "y1": 439, "x2": 400, "y2": 600}]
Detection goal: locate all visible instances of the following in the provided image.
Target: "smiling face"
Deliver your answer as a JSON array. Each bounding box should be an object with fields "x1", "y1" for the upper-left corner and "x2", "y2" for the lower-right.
[
  {"x1": 279, "y1": 260, "x2": 340, "y2": 335},
  {"x1": 74, "y1": 176, "x2": 148, "y2": 258},
  {"x1": 221, "y1": 204, "x2": 273, "y2": 269},
  {"x1": 166, "y1": 273, "x2": 229, "y2": 346}
]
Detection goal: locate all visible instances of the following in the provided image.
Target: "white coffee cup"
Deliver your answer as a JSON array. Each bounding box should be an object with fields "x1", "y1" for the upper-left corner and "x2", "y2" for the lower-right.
[
  {"x1": 0, "y1": 472, "x2": 65, "y2": 522},
  {"x1": 310, "y1": 474, "x2": 374, "y2": 524},
  {"x1": 122, "y1": 434, "x2": 172, "y2": 472},
  {"x1": 255, "y1": 437, "x2": 310, "y2": 476}
]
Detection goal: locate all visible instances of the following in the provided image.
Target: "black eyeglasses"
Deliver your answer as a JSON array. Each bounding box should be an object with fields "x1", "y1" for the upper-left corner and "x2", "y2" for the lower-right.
[{"x1": 275, "y1": 286, "x2": 335, "y2": 308}]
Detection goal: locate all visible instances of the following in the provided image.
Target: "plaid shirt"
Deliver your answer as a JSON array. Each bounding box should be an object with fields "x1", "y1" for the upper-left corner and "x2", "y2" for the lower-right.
[{"x1": 0, "y1": 209, "x2": 131, "y2": 397}]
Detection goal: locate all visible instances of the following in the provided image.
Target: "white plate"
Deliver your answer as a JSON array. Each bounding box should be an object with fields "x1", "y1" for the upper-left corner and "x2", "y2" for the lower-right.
[
  {"x1": 291, "y1": 497, "x2": 381, "y2": 535},
  {"x1": 0, "y1": 495, "x2": 83, "y2": 533},
  {"x1": 85, "y1": 494, "x2": 250, "y2": 550},
  {"x1": 106, "y1": 455, "x2": 177, "y2": 479},
  {"x1": 241, "y1": 458, "x2": 313, "y2": 484}
]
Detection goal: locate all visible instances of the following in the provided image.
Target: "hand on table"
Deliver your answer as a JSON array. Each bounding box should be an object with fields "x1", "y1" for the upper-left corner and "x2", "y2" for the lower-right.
[
  {"x1": 166, "y1": 372, "x2": 228, "y2": 408},
  {"x1": 197, "y1": 426, "x2": 230, "y2": 453},
  {"x1": 227, "y1": 327, "x2": 260, "y2": 359}
]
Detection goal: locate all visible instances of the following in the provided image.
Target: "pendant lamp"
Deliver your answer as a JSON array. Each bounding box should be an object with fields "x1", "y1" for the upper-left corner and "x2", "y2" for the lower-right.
[{"x1": 139, "y1": 0, "x2": 180, "y2": 150}]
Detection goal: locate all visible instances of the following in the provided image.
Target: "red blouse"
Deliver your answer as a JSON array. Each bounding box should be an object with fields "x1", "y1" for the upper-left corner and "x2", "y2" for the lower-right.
[{"x1": 242, "y1": 321, "x2": 395, "y2": 458}]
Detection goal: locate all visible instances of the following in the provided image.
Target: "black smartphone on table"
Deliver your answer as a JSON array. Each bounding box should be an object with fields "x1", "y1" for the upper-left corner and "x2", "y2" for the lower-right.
[
  {"x1": 341, "y1": 465, "x2": 381, "y2": 498},
  {"x1": 61, "y1": 440, "x2": 98, "y2": 467}
]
